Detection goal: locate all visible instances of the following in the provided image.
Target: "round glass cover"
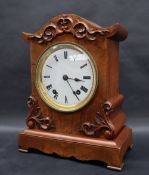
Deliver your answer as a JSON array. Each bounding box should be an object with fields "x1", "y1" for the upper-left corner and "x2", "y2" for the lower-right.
[{"x1": 35, "y1": 42, "x2": 98, "y2": 112}]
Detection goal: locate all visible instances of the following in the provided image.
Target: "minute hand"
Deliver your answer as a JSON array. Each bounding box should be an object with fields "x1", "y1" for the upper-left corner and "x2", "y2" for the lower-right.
[{"x1": 66, "y1": 80, "x2": 80, "y2": 101}]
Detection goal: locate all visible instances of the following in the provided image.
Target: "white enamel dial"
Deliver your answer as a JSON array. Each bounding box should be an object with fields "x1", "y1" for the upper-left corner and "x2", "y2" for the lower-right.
[{"x1": 36, "y1": 43, "x2": 98, "y2": 112}]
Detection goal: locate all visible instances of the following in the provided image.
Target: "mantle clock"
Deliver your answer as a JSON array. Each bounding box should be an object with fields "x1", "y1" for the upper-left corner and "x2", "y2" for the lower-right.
[{"x1": 18, "y1": 14, "x2": 132, "y2": 171}]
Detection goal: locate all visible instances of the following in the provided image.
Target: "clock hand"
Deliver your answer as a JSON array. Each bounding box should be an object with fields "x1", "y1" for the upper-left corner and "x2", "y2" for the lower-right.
[
  {"x1": 66, "y1": 80, "x2": 80, "y2": 101},
  {"x1": 68, "y1": 77, "x2": 85, "y2": 82},
  {"x1": 63, "y1": 75, "x2": 80, "y2": 101}
]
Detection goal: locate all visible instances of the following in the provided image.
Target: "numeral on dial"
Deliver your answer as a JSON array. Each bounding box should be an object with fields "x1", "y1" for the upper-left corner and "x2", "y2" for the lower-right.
[
  {"x1": 64, "y1": 51, "x2": 67, "y2": 59},
  {"x1": 54, "y1": 55, "x2": 58, "y2": 62},
  {"x1": 80, "y1": 63, "x2": 87, "y2": 69},
  {"x1": 83, "y1": 76, "x2": 91, "y2": 79},
  {"x1": 65, "y1": 96, "x2": 68, "y2": 103},
  {"x1": 46, "y1": 84, "x2": 52, "y2": 90},
  {"x1": 53, "y1": 89, "x2": 58, "y2": 99},
  {"x1": 80, "y1": 86, "x2": 88, "y2": 93},
  {"x1": 44, "y1": 75, "x2": 50, "y2": 78},
  {"x1": 46, "y1": 65, "x2": 52, "y2": 68}
]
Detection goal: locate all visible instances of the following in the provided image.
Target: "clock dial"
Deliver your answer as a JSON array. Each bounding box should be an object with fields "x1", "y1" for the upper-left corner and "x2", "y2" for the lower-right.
[{"x1": 36, "y1": 43, "x2": 98, "y2": 112}]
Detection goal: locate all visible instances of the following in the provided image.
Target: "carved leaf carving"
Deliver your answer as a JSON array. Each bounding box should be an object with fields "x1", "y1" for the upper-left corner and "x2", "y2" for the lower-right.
[
  {"x1": 57, "y1": 17, "x2": 72, "y2": 31},
  {"x1": 26, "y1": 96, "x2": 54, "y2": 130},
  {"x1": 81, "y1": 103, "x2": 115, "y2": 139}
]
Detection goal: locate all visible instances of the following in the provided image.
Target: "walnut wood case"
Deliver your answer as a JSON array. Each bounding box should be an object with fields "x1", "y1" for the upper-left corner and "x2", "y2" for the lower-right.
[{"x1": 18, "y1": 14, "x2": 132, "y2": 171}]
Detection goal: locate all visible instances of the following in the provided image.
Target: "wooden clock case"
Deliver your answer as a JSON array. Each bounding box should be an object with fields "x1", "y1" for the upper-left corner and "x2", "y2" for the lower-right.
[{"x1": 18, "y1": 14, "x2": 132, "y2": 171}]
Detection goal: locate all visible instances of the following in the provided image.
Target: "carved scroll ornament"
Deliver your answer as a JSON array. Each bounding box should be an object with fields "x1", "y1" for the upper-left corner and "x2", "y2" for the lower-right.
[
  {"x1": 22, "y1": 14, "x2": 128, "y2": 44},
  {"x1": 81, "y1": 95, "x2": 124, "y2": 139},
  {"x1": 26, "y1": 96, "x2": 54, "y2": 130},
  {"x1": 81, "y1": 104, "x2": 114, "y2": 139}
]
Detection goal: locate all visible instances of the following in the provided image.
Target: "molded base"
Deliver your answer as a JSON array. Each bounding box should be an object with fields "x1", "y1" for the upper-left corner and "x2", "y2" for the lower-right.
[{"x1": 18, "y1": 127, "x2": 132, "y2": 171}]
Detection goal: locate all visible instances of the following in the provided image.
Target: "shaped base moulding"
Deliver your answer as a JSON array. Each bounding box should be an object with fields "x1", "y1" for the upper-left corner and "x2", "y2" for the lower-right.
[{"x1": 18, "y1": 127, "x2": 132, "y2": 171}]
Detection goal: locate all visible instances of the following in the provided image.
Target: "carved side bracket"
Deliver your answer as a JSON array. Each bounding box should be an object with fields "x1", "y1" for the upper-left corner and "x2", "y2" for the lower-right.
[
  {"x1": 81, "y1": 95, "x2": 124, "y2": 139},
  {"x1": 22, "y1": 14, "x2": 128, "y2": 44},
  {"x1": 26, "y1": 96, "x2": 54, "y2": 130}
]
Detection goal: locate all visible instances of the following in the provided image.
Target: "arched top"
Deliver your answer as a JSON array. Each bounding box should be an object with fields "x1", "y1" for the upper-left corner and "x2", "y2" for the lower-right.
[{"x1": 22, "y1": 13, "x2": 128, "y2": 44}]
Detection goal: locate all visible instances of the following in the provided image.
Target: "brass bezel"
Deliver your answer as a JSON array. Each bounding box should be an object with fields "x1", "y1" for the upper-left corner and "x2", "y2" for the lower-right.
[{"x1": 35, "y1": 42, "x2": 98, "y2": 112}]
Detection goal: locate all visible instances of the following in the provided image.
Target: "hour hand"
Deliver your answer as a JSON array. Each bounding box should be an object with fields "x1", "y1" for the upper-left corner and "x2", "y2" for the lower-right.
[{"x1": 69, "y1": 77, "x2": 85, "y2": 82}]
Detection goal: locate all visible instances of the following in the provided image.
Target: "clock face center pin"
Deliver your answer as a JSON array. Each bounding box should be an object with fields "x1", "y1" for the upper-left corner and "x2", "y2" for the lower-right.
[{"x1": 63, "y1": 74, "x2": 68, "y2": 81}]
